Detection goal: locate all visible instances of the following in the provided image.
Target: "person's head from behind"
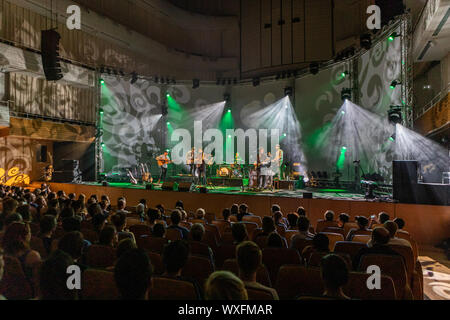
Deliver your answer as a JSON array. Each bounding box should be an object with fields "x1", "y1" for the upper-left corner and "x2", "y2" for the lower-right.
[
  {"x1": 320, "y1": 254, "x2": 349, "y2": 296},
  {"x1": 175, "y1": 200, "x2": 184, "y2": 210},
  {"x1": 136, "y1": 203, "x2": 145, "y2": 216},
  {"x1": 147, "y1": 208, "x2": 160, "y2": 223},
  {"x1": 114, "y1": 248, "x2": 153, "y2": 300},
  {"x1": 296, "y1": 206, "x2": 306, "y2": 216},
  {"x1": 273, "y1": 211, "x2": 283, "y2": 225},
  {"x1": 117, "y1": 198, "x2": 126, "y2": 210},
  {"x1": 238, "y1": 204, "x2": 248, "y2": 214},
  {"x1": 16, "y1": 205, "x2": 31, "y2": 223},
  {"x1": 230, "y1": 204, "x2": 239, "y2": 215},
  {"x1": 262, "y1": 216, "x2": 275, "y2": 234},
  {"x1": 111, "y1": 212, "x2": 127, "y2": 232},
  {"x1": 205, "y1": 271, "x2": 248, "y2": 300},
  {"x1": 116, "y1": 238, "x2": 137, "y2": 259},
  {"x1": 152, "y1": 223, "x2": 166, "y2": 238},
  {"x1": 222, "y1": 208, "x2": 231, "y2": 221},
  {"x1": 287, "y1": 213, "x2": 298, "y2": 228},
  {"x1": 372, "y1": 227, "x2": 391, "y2": 246},
  {"x1": 2, "y1": 222, "x2": 31, "y2": 255},
  {"x1": 338, "y1": 213, "x2": 349, "y2": 227},
  {"x1": 383, "y1": 220, "x2": 398, "y2": 239},
  {"x1": 60, "y1": 207, "x2": 74, "y2": 220},
  {"x1": 4, "y1": 213, "x2": 23, "y2": 229},
  {"x1": 62, "y1": 216, "x2": 81, "y2": 233},
  {"x1": 3, "y1": 198, "x2": 18, "y2": 214},
  {"x1": 170, "y1": 209, "x2": 182, "y2": 226},
  {"x1": 58, "y1": 231, "x2": 84, "y2": 261},
  {"x1": 267, "y1": 232, "x2": 284, "y2": 248},
  {"x1": 271, "y1": 204, "x2": 281, "y2": 214},
  {"x1": 324, "y1": 210, "x2": 334, "y2": 221},
  {"x1": 40, "y1": 215, "x2": 57, "y2": 236},
  {"x1": 297, "y1": 216, "x2": 310, "y2": 232},
  {"x1": 92, "y1": 213, "x2": 106, "y2": 232},
  {"x1": 190, "y1": 223, "x2": 205, "y2": 242},
  {"x1": 356, "y1": 216, "x2": 369, "y2": 230},
  {"x1": 196, "y1": 208, "x2": 205, "y2": 219},
  {"x1": 236, "y1": 241, "x2": 261, "y2": 281},
  {"x1": 39, "y1": 250, "x2": 76, "y2": 300},
  {"x1": 378, "y1": 212, "x2": 390, "y2": 224},
  {"x1": 162, "y1": 240, "x2": 189, "y2": 276},
  {"x1": 231, "y1": 223, "x2": 248, "y2": 244},
  {"x1": 98, "y1": 225, "x2": 117, "y2": 247},
  {"x1": 394, "y1": 218, "x2": 405, "y2": 230},
  {"x1": 88, "y1": 203, "x2": 102, "y2": 218},
  {"x1": 313, "y1": 233, "x2": 329, "y2": 252}
]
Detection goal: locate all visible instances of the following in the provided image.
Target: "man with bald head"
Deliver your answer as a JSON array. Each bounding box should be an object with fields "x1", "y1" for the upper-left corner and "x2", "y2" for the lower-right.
[{"x1": 352, "y1": 227, "x2": 404, "y2": 270}]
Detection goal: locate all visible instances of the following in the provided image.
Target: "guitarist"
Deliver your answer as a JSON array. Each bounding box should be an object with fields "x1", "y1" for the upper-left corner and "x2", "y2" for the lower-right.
[
  {"x1": 156, "y1": 151, "x2": 171, "y2": 183},
  {"x1": 195, "y1": 148, "x2": 206, "y2": 185}
]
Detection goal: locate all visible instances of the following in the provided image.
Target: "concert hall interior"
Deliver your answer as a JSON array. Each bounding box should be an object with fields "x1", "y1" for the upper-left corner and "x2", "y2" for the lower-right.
[{"x1": 0, "y1": 0, "x2": 449, "y2": 302}]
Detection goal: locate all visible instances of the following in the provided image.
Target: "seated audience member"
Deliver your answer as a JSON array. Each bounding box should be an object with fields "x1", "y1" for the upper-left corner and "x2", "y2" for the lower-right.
[
  {"x1": 383, "y1": 221, "x2": 412, "y2": 248},
  {"x1": 92, "y1": 213, "x2": 106, "y2": 235},
  {"x1": 190, "y1": 223, "x2": 214, "y2": 263},
  {"x1": 369, "y1": 212, "x2": 390, "y2": 229},
  {"x1": 111, "y1": 212, "x2": 135, "y2": 242},
  {"x1": 195, "y1": 208, "x2": 206, "y2": 221},
  {"x1": 162, "y1": 240, "x2": 190, "y2": 278},
  {"x1": 237, "y1": 204, "x2": 252, "y2": 221},
  {"x1": 152, "y1": 223, "x2": 166, "y2": 238},
  {"x1": 60, "y1": 207, "x2": 74, "y2": 220},
  {"x1": 58, "y1": 231, "x2": 87, "y2": 271},
  {"x1": 394, "y1": 218, "x2": 409, "y2": 235},
  {"x1": 155, "y1": 204, "x2": 165, "y2": 217},
  {"x1": 290, "y1": 216, "x2": 314, "y2": 249},
  {"x1": 236, "y1": 241, "x2": 279, "y2": 299},
  {"x1": 175, "y1": 200, "x2": 184, "y2": 210},
  {"x1": 114, "y1": 248, "x2": 153, "y2": 300},
  {"x1": 136, "y1": 203, "x2": 145, "y2": 221},
  {"x1": 286, "y1": 213, "x2": 299, "y2": 230},
  {"x1": 272, "y1": 204, "x2": 289, "y2": 226},
  {"x1": 302, "y1": 233, "x2": 330, "y2": 262},
  {"x1": 87, "y1": 203, "x2": 103, "y2": 220},
  {"x1": 39, "y1": 250, "x2": 77, "y2": 300},
  {"x1": 2, "y1": 213, "x2": 23, "y2": 233},
  {"x1": 39, "y1": 215, "x2": 57, "y2": 255},
  {"x1": 273, "y1": 211, "x2": 287, "y2": 230},
  {"x1": 230, "y1": 204, "x2": 239, "y2": 217},
  {"x1": 168, "y1": 209, "x2": 189, "y2": 240},
  {"x1": 231, "y1": 223, "x2": 248, "y2": 245},
  {"x1": 98, "y1": 225, "x2": 118, "y2": 247},
  {"x1": 205, "y1": 271, "x2": 248, "y2": 300},
  {"x1": 147, "y1": 208, "x2": 163, "y2": 228},
  {"x1": 266, "y1": 232, "x2": 284, "y2": 248},
  {"x1": 99, "y1": 200, "x2": 110, "y2": 216},
  {"x1": 320, "y1": 254, "x2": 350, "y2": 300},
  {"x1": 353, "y1": 227, "x2": 403, "y2": 270},
  {"x1": 116, "y1": 238, "x2": 137, "y2": 259},
  {"x1": 254, "y1": 216, "x2": 275, "y2": 241},
  {"x1": 337, "y1": 213, "x2": 350, "y2": 228},
  {"x1": 296, "y1": 206, "x2": 307, "y2": 216},
  {"x1": 17, "y1": 204, "x2": 32, "y2": 223},
  {"x1": 2, "y1": 222, "x2": 41, "y2": 289},
  {"x1": 222, "y1": 208, "x2": 231, "y2": 222},
  {"x1": 346, "y1": 216, "x2": 370, "y2": 241},
  {"x1": 116, "y1": 198, "x2": 129, "y2": 215},
  {"x1": 62, "y1": 216, "x2": 91, "y2": 249}
]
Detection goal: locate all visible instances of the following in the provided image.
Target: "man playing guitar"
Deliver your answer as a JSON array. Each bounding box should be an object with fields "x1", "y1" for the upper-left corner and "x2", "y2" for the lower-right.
[
  {"x1": 195, "y1": 148, "x2": 206, "y2": 185},
  {"x1": 156, "y1": 150, "x2": 171, "y2": 183},
  {"x1": 186, "y1": 147, "x2": 196, "y2": 176},
  {"x1": 274, "y1": 144, "x2": 284, "y2": 179},
  {"x1": 140, "y1": 163, "x2": 152, "y2": 184}
]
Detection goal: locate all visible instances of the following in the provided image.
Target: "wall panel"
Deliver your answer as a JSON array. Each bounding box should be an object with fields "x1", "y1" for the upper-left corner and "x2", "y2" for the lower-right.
[
  {"x1": 271, "y1": 0, "x2": 282, "y2": 66},
  {"x1": 292, "y1": 0, "x2": 305, "y2": 63},
  {"x1": 282, "y1": 0, "x2": 293, "y2": 65},
  {"x1": 241, "y1": 0, "x2": 261, "y2": 72},
  {"x1": 261, "y1": 0, "x2": 272, "y2": 68}
]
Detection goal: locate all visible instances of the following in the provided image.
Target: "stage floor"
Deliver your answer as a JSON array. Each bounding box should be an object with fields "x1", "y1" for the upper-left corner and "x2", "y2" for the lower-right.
[{"x1": 83, "y1": 181, "x2": 382, "y2": 202}]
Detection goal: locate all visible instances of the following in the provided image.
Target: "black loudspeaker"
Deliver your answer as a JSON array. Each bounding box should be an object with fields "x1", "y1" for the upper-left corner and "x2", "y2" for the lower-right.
[
  {"x1": 393, "y1": 160, "x2": 418, "y2": 203},
  {"x1": 145, "y1": 184, "x2": 154, "y2": 190},
  {"x1": 178, "y1": 182, "x2": 193, "y2": 192},
  {"x1": 102, "y1": 181, "x2": 109, "y2": 187},
  {"x1": 198, "y1": 187, "x2": 208, "y2": 193},
  {"x1": 375, "y1": 0, "x2": 405, "y2": 27},
  {"x1": 37, "y1": 145, "x2": 47, "y2": 163},
  {"x1": 161, "y1": 182, "x2": 176, "y2": 191},
  {"x1": 41, "y1": 29, "x2": 63, "y2": 81},
  {"x1": 303, "y1": 192, "x2": 313, "y2": 199}
]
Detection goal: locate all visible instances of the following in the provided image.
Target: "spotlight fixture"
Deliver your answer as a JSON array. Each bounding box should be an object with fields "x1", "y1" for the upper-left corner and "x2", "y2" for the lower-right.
[
  {"x1": 224, "y1": 93, "x2": 231, "y2": 104},
  {"x1": 192, "y1": 79, "x2": 200, "y2": 89},
  {"x1": 99, "y1": 78, "x2": 105, "y2": 85},
  {"x1": 388, "y1": 32, "x2": 400, "y2": 41},
  {"x1": 360, "y1": 33, "x2": 372, "y2": 50},
  {"x1": 390, "y1": 80, "x2": 402, "y2": 89},
  {"x1": 309, "y1": 62, "x2": 319, "y2": 75},
  {"x1": 99, "y1": 108, "x2": 104, "y2": 115},
  {"x1": 284, "y1": 86, "x2": 293, "y2": 97},
  {"x1": 252, "y1": 77, "x2": 260, "y2": 87},
  {"x1": 389, "y1": 133, "x2": 396, "y2": 142},
  {"x1": 341, "y1": 71, "x2": 350, "y2": 78},
  {"x1": 341, "y1": 88, "x2": 352, "y2": 101},
  {"x1": 388, "y1": 106, "x2": 403, "y2": 124},
  {"x1": 130, "y1": 72, "x2": 138, "y2": 84}
]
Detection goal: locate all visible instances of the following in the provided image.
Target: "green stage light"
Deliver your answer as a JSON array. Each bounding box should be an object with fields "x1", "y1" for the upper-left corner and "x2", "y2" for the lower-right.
[
  {"x1": 101, "y1": 142, "x2": 105, "y2": 147},
  {"x1": 342, "y1": 147, "x2": 347, "y2": 150},
  {"x1": 227, "y1": 109, "x2": 231, "y2": 113},
  {"x1": 99, "y1": 78, "x2": 105, "y2": 85},
  {"x1": 283, "y1": 133, "x2": 287, "y2": 137},
  {"x1": 99, "y1": 108, "x2": 104, "y2": 115},
  {"x1": 228, "y1": 135, "x2": 232, "y2": 139},
  {"x1": 166, "y1": 122, "x2": 170, "y2": 125},
  {"x1": 341, "y1": 110, "x2": 345, "y2": 115}
]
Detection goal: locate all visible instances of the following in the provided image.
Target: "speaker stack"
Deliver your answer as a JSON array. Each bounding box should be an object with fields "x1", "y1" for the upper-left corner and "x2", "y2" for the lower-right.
[
  {"x1": 41, "y1": 29, "x2": 63, "y2": 81},
  {"x1": 392, "y1": 160, "x2": 418, "y2": 204}
]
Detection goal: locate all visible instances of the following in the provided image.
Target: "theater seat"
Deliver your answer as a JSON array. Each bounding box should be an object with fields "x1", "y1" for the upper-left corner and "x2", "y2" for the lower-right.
[
  {"x1": 85, "y1": 245, "x2": 116, "y2": 268},
  {"x1": 137, "y1": 236, "x2": 168, "y2": 254},
  {"x1": 220, "y1": 233, "x2": 234, "y2": 246},
  {"x1": 283, "y1": 230, "x2": 298, "y2": 246},
  {"x1": 146, "y1": 251, "x2": 164, "y2": 275},
  {"x1": 290, "y1": 238, "x2": 313, "y2": 258},
  {"x1": 211, "y1": 220, "x2": 231, "y2": 237},
  {"x1": 0, "y1": 256, "x2": 33, "y2": 300},
  {"x1": 322, "y1": 227, "x2": 346, "y2": 238},
  {"x1": 205, "y1": 212, "x2": 216, "y2": 224},
  {"x1": 182, "y1": 255, "x2": 215, "y2": 290},
  {"x1": 334, "y1": 241, "x2": 367, "y2": 263},
  {"x1": 246, "y1": 287, "x2": 276, "y2": 300},
  {"x1": 222, "y1": 259, "x2": 272, "y2": 288},
  {"x1": 321, "y1": 232, "x2": 345, "y2": 251},
  {"x1": 188, "y1": 241, "x2": 214, "y2": 262},
  {"x1": 242, "y1": 215, "x2": 262, "y2": 227},
  {"x1": 390, "y1": 244, "x2": 423, "y2": 300},
  {"x1": 316, "y1": 220, "x2": 338, "y2": 233},
  {"x1": 215, "y1": 244, "x2": 236, "y2": 268},
  {"x1": 275, "y1": 265, "x2": 323, "y2": 299},
  {"x1": 307, "y1": 251, "x2": 352, "y2": 270},
  {"x1": 343, "y1": 222, "x2": 358, "y2": 238},
  {"x1": 344, "y1": 272, "x2": 396, "y2": 300},
  {"x1": 262, "y1": 248, "x2": 301, "y2": 285},
  {"x1": 237, "y1": 222, "x2": 259, "y2": 239},
  {"x1": 254, "y1": 235, "x2": 268, "y2": 249},
  {"x1": 165, "y1": 228, "x2": 182, "y2": 241},
  {"x1": 30, "y1": 236, "x2": 49, "y2": 259},
  {"x1": 81, "y1": 269, "x2": 119, "y2": 300},
  {"x1": 149, "y1": 277, "x2": 200, "y2": 300},
  {"x1": 129, "y1": 224, "x2": 152, "y2": 239},
  {"x1": 81, "y1": 229, "x2": 99, "y2": 243},
  {"x1": 204, "y1": 224, "x2": 221, "y2": 243},
  {"x1": 352, "y1": 234, "x2": 371, "y2": 244}
]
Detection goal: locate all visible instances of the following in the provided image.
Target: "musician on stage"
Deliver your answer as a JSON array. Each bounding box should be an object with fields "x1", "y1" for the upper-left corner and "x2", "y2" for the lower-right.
[
  {"x1": 195, "y1": 148, "x2": 207, "y2": 185},
  {"x1": 274, "y1": 144, "x2": 284, "y2": 179},
  {"x1": 186, "y1": 147, "x2": 196, "y2": 176},
  {"x1": 156, "y1": 150, "x2": 170, "y2": 183},
  {"x1": 257, "y1": 147, "x2": 269, "y2": 189},
  {"x1": 266, "y1": 151, "x2": 275, "y2": 190}
]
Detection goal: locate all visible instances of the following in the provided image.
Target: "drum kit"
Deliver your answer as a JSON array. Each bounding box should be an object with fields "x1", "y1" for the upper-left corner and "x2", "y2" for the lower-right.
[{"x1": 217, "y1": 163, "x2": 245, "y2": 178}]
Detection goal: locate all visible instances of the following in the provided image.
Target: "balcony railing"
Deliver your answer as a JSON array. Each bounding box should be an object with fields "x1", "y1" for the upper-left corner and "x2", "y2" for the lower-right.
[{"x1": 415, "y1": 84, "x2": 450, "y2": 120}]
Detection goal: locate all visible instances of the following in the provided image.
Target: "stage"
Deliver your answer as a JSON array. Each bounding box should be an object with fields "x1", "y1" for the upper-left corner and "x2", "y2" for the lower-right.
[{"x1": 38, "y1": 180, "x2": 450, "y2": 247}]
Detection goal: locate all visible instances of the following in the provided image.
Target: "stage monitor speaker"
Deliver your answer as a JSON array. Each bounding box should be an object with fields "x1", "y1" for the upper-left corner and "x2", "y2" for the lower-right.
[
  {"x1": 37, "y1": 145, "x2": 47, "y2": 163},
  {"x1": 198, "y1": 186, "x2": 208, "y2": 193},
  {"x1": 41, "y1": 29, "x2": 63, "y2": 81},
  {"x1": 145, "y1": 184, "x2": 154, "y2": 190},
  {"x1": 178, "y1": 182, "x2": 193, "y2": 192},
  {"x1": 161, "y1": 182, "x2": 176, "y2": 191},
  {"x1": 393, "y1": 160, "x2": 418, "y2": 203},
  {"x1": 303, "y1": 192, "x2": 313, "y2": 199},
  {"x1": 102, "y1": 181, "x2": 109, "y2": 187}
]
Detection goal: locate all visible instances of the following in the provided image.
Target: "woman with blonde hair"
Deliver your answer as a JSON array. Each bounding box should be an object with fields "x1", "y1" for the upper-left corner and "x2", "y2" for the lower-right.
[{"x1": 205, "y1": 271, "x2": 248, "y2": 300}]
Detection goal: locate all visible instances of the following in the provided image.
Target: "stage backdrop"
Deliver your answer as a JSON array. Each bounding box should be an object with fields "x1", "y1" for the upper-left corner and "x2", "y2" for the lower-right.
[{"x1": 101, "y1": 31, "x2": 403, "y2": 182}]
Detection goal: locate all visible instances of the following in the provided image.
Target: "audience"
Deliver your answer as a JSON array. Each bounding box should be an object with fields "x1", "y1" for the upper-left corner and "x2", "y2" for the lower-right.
[
  {"x1": 98, "y1": 225, "x2": 118, "y2": 247},
  {"x1": 111, "y1": 212, "x2": 135, "y2": 242},
  {"x1": 152, "y1": 223, "x2": 166, "y2": 238},
  {"x1": 267, "y1": 232, "x2": 284, "y2": 248},
  {"x1": 222, "y1": 208, "x2": 231, "y2": 222},
  {"x1": 231, "y1": 223, "x2": 248, "y2": 245},
  {"x1": 383, "y1": 220, "x2": 412, "y2": 248},
  {"x1": 290, "y1": 216, "x2": 314, "y2": 249},
  {"x1": 168, "y1": 210, "x2": 189, "y2": 240},
  {"x1": 58, "y1": 231, "x2": 87, "y2": 271},
  {"x1": 346, "y1": 216, "x2": 370, "y2": 241},
  {"x1": 286, "y1": 213, "x2": 299, "y2": 230},
  {"x1": 205, "y1": 271, "x2": 248, "y2": 300},
  {"x1": 320, "y1": 254, "x2": 350, "y2": 300},
  {"x1": 39, "y1": 215, "x2": 57, "y2": 255},
  {"x1": 237, "y1": 204, "x2": 252, "y2": 221}
]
